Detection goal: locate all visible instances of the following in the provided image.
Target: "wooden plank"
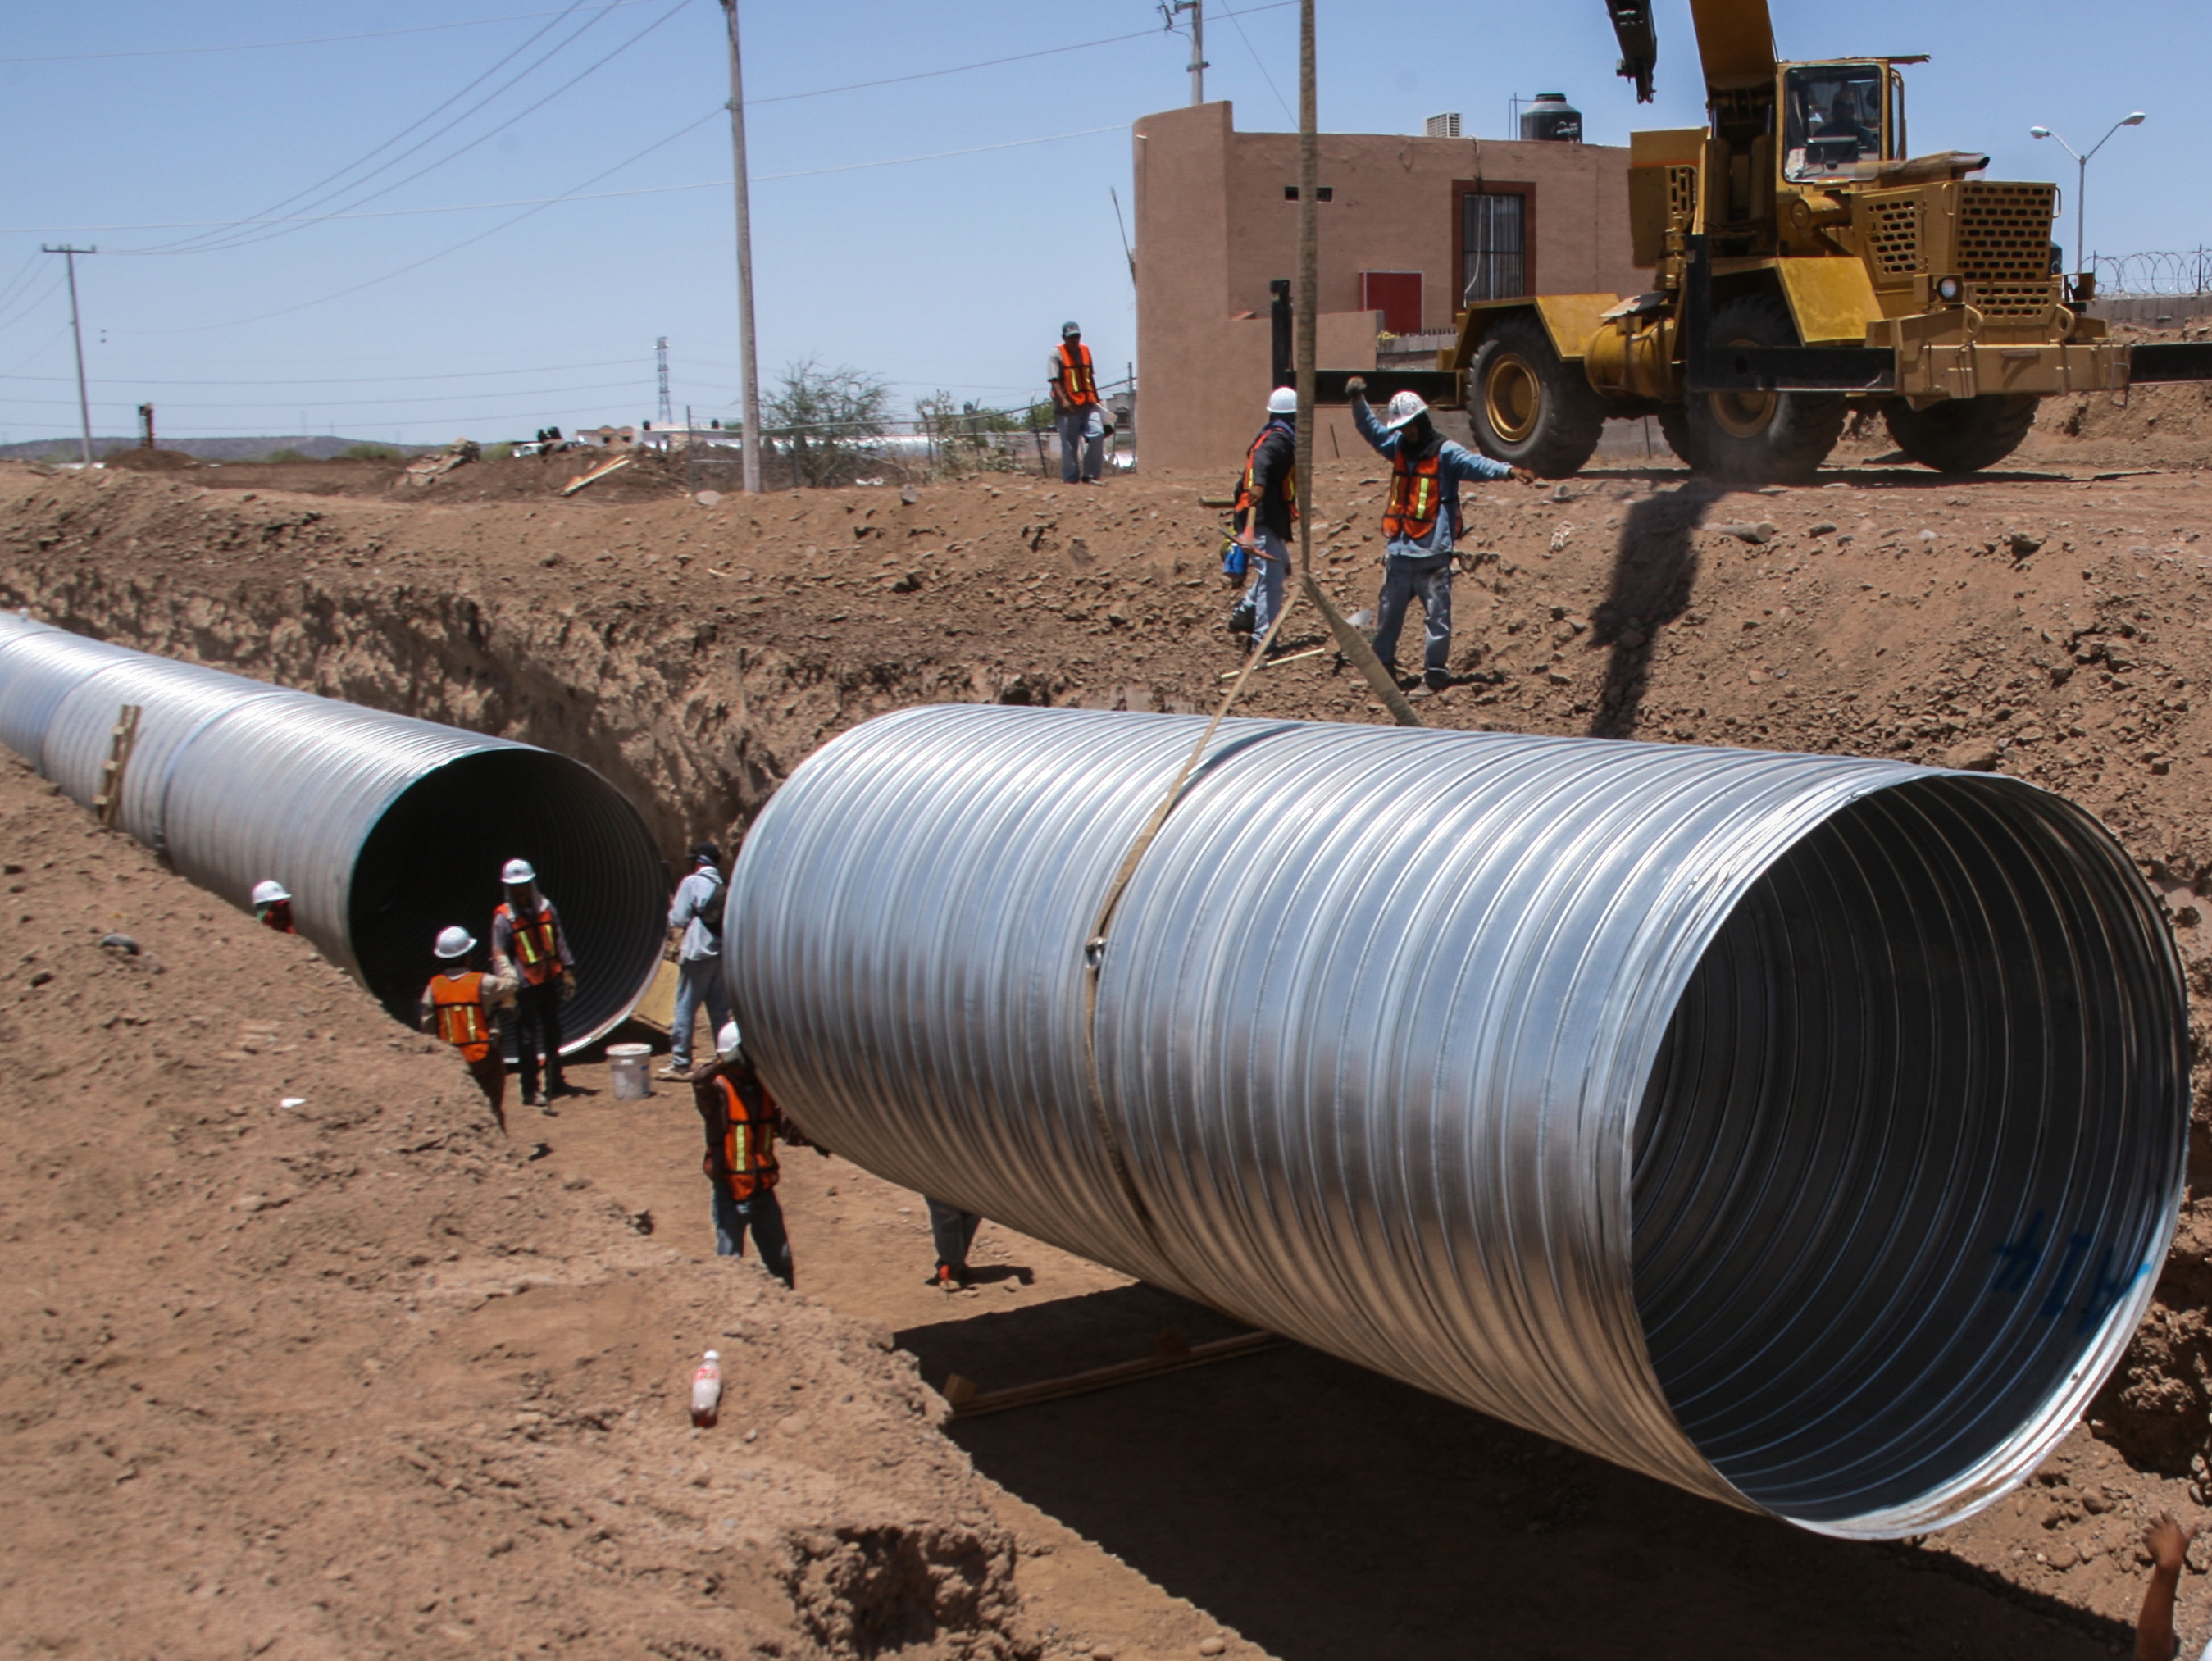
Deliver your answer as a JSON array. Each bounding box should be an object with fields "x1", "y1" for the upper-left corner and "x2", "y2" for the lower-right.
[
  {"x1": 626, "y1": 958, "x2": 681, "y2": 1034},
  {"x1": 1218, "y1": 646, "x2": 1326, "y2": 680},
  {"x1": 945, "y1": 1331, "x2": 1277, "y2": 1419},
  {"x1": 92, "y1": 704, "x2": 142, "y2": 826}
]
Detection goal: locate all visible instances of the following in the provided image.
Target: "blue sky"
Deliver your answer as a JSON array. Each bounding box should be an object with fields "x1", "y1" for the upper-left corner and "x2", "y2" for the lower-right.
[{"x1": 0, "y1": 1, "x2": 2196, "y2": 446}]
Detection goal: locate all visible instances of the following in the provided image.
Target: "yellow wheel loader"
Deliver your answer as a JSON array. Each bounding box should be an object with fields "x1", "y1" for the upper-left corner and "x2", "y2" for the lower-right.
[{"x1": 1319, "y1": 0, "x2": 2211, "y2": 481}]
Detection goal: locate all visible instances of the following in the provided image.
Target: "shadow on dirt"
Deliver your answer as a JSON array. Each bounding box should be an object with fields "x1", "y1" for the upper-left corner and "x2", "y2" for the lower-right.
[
  {"x1": 1588, "y1": 480, "x2": 1722, "y2": 739},
  {"x1": 905, "y1": 1286, "x2": 2127, "y2": 1661}
]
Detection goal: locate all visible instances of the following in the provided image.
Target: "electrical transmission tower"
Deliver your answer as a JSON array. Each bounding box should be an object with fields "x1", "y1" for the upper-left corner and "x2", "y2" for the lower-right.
[{"x1": 655, "y1": 336, "x2": 674, "y2": 430}]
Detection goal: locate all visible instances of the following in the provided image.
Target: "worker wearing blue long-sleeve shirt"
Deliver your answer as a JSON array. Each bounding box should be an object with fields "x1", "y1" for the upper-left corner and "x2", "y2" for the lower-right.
[{"x1": 1350, "y1": 380, "x2": 1533, "y2": 697}]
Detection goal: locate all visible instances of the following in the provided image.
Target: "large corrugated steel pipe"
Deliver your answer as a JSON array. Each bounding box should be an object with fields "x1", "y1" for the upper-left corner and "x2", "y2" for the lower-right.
[
  {"x1": 726, "y1": 705, "x2": 2187, "y2": 1538},
  {"x1": 0, "y1": 613, "x2": 666, "y2": 1049}
]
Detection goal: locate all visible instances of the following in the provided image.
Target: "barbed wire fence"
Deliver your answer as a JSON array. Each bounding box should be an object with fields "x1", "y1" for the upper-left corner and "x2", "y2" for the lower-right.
[{"x1": 2091, "y1": 249, "x2": 2212, "y2": 297}]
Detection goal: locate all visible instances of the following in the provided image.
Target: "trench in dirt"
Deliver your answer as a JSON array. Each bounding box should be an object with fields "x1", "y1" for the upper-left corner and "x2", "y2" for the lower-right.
[{"x1": 10, "y1": 451, "x2": 2212, "y2": 1655}]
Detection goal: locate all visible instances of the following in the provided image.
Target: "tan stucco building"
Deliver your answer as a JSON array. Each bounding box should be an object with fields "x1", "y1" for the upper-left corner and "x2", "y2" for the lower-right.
[{"x1": 1133, "y1": 101, "x2": 1642, "y2": 472}]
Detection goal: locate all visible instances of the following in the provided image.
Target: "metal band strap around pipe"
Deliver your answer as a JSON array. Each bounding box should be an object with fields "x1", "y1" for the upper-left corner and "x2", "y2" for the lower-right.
[
  {"x1": 726, "y1": 704, "x2": 2187, "y2": 1538},
  {"x1": 0, "y1": 612, "x2": 667, "y2": 1049}
]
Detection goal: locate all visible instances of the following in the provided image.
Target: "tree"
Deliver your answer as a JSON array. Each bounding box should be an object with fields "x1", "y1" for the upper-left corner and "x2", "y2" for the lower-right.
[{"x1": 762, "y1": 358, "x2": 890, "y2": 489}]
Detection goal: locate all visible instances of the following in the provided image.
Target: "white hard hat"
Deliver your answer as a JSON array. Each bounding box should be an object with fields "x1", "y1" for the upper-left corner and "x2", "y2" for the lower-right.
[
  {"x1": 435, "y1": 926, "x2": 476, "y2": 959},
  {"x1": 1383, "y1": 390, "x2": 1431, "y2": 430},
  {"x1": 716, "y1": 1020, "x2": 743, "y2": 1060},
  {"x1": 1267, "y1": 386, "x2": 1299, "y2": 415},
  {"x1": 500, "y1": 858, "x2": 537, "y2": 885},
  {"x1": 251, "y1": 879, "x2": 289, "y2": 906}
]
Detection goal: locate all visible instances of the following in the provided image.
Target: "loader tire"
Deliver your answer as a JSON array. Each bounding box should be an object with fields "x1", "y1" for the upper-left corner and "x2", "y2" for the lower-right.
[
  {"x1": 1882, "y1": 394, "x2": 2039, "y2": 474},
  {"x1": 1681, "y1": 293, "x2": 1846, "y2": 484},
  {"x1": 1469, "y1": 312, "x2": 1609, "y2": 478},
  {"x1": 1656, "y1": 403, "x2": 1703, "y2": 471}
]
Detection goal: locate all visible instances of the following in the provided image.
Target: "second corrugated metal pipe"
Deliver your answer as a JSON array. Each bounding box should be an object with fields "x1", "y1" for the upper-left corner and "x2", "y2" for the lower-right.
[
  {"x1": 726, "y1": 704, "x2": 2187, "y2": 1539},
  {"x1": 0, "y1": 612, "x2": 666, "y2": 1048}
]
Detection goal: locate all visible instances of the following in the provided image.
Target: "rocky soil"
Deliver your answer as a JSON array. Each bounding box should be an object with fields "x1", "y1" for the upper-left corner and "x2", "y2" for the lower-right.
[{"x1": 4, "y1": 383, "x2": 2212, "y2": 1653}]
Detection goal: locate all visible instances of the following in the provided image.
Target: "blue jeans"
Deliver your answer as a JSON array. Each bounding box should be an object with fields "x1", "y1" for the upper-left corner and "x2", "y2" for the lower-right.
[
  {"x1": 1373, "y1": 552, "x2": 1455, "y2": 684},
  {"x1": 1249, "y1": 526, "x2": 1290, "y2": 650},
  {"x1": 670, "y1": 955, "x2": 731, "y2": 1068},
  {"x1": 712, "y1": 1184, "x2": 793, "y2": 1286},
  {"x1": 1058, "y1": 406, "x2": 1103, "y2": 482}
]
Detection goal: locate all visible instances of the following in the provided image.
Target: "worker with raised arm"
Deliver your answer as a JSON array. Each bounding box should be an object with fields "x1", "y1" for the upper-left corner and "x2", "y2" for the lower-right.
[
  {"x1": 489, "y1": 857, "x2": 575, "y2": 1113},
  {"x1": 1231, "y1": 387, "x2": 1300, "y2": 656},
  {"x1": 2137, "y1": 1512, "x2": 2208, "y2": 1660},
  {"x1": 1348, "y1": 377, "x2": 1534, "y2": 699},
  {"x1": 1049, "y1": 321, "x2": 1105, "y2": 485},
  {"x1": 418, "y1": 925, "x2": 518, "y2": 1133}
]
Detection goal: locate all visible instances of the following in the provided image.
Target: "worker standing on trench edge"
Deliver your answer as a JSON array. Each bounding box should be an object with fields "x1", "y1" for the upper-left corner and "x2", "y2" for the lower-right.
[
  {"x1": 251, "y1": 879, "x2": 294, "y2": 934},
  {"x1": 1347, "y1": 377, "x2": 1534, "y2": 699},
  {"x1": 418, "y1": 925, "x2": 518, "y2": 1133},
  {"x1": 489, "y1": 857, "x2": 575, "y2": 1113},
  {"x1": 1231, "y1": 387, "x2": 1300, "y2": 657},
  {"x1": 691, "y1": 1020, "x2": 817, "y2": 1288},
  {"x1": 1049, "y1": 321, "x2": 1106, "y2": 485},
  {"x1": 661, "y1": 841, "x2": 731, "y2": 1080}
]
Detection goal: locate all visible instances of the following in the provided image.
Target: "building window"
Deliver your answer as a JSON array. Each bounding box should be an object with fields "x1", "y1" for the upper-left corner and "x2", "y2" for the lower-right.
[{"x1": 1462, "y1": 188, "x2": 1530, "y2": 303}]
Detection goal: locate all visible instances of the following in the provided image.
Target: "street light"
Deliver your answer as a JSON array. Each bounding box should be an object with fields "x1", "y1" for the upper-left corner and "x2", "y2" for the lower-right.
[{"x1": 2031, "y1": 111, "x2": 2147, "y2": 289}]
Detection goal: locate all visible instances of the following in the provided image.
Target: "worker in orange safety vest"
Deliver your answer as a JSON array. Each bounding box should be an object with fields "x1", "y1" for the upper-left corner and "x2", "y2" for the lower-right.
[
  {"x1": 418, "y1": 924, "x2": 518, "y2": 1131},
  {"x1": 1049, "y1": 321, "x2": 1107, "y2": 485},
  {"x1": 690, "y1": 1021, "x2": 821, "y2": 1287},
  {"x1": 1348, "y1": 379, "x2": 1534, "y2": 699},
  {"x1": 489, "y1": 857, "x2": 575, "y2": 1113}
]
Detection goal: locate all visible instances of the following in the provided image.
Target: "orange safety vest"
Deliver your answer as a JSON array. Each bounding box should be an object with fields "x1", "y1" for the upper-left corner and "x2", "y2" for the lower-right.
[
  {"x1": 1232, "y1": 420, "x2": 1299, "y2": 532},
  {"x1": 1382, "y1": 448, "x2": 1461, "y2": 545},
  {"x1": 1055, "y1": 341, "x2": 1099, "y2": 407},
  {"x1": 496, "y1": 900, "x2": 562, "y2": 985},
  {"x1": 704, "y1": 1073, "x2": 781, "y2": 1200},
  {"x1": 429, "y1": 972, "x2": 493, "y2": 1063}
]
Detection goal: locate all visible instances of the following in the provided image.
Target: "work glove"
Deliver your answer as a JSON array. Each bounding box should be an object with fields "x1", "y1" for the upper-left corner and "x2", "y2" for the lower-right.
[
  {"x1": 1345, "y1": 375, "x2": 1368, "y2": 398},
  {"x1": 559, "y1": 967, "x2": 577, "y2": 1003}
]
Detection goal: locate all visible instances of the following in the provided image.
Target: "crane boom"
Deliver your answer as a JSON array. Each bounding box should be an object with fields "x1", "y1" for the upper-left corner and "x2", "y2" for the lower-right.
[{"x1": 1607, "y1": 1, "x2": 1657, "y2": 102}]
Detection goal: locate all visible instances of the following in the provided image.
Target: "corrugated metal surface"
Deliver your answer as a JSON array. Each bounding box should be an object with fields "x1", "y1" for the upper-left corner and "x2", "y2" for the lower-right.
[
  {"x1": 726, "y1": 704, "x2": 2187, "y2": 1538},
  {"x1": 0, "y1": 612, "x2": 667, "y2": 1049}
]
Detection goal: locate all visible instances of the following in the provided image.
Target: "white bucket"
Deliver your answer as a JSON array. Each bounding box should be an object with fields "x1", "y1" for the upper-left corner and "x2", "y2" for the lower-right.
[{"x1": 608, "y1": 1043, "x2": 654, "y2": 1100}]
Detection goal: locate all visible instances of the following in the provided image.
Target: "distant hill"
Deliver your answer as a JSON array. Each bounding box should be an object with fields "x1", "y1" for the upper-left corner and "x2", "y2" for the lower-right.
[{"x1": 0, "y1": 435, "x2": 429, "y2": 463}]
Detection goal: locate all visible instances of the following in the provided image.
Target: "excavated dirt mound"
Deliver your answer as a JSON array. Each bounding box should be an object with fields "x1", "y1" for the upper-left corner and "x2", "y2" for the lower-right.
[
  {"x1": 10, "y1": 451, "x2": 2212, "y2": 1651},
  {"x1": 98, "y1": 447, "x2": 200, "y2": 474},
  {"x1": 0, "y1": 754, "x2": 1047, "y2": 1660}
]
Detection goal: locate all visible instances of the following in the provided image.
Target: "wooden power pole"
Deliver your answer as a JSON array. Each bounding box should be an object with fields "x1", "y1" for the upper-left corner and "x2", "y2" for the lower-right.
[
  {"x1": 719, "y1": 1, "x2": 763, "y2": 494},
  {"x1": 42, "y1": 245, "x2": 96, "y2": 466}
]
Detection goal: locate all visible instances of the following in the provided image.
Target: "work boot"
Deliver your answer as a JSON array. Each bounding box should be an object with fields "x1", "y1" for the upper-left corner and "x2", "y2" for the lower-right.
[{"x1": 657, "y1": 1062, "x2": 688, "y2": 1080}]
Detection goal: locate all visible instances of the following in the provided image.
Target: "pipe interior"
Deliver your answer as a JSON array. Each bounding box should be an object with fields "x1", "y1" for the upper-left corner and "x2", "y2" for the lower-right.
[
  {"x1": 348, "y1": 749, "x2": 668, "y2": 1053},
  {"x1": 1632, "y1": 776, "x2": 2183, "y2": 1527}
]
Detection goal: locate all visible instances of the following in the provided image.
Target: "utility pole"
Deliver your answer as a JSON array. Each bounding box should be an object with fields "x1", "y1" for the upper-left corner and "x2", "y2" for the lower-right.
[
  {"x1": 1289, "y1": 2, "x2": 1421, "y2": 726},
  {"x1": 41, "y1": 245, "x2": 97, "y2": 466},
  {"x1": 1164, "y1": 2, "x2": 1206, "y2": 105},
  {"x1": 655, "y1": 335, "x2": 674, "y2": 429},
  {"x1": 720, "y1": 1, "x2": 763, "y2": 494}
]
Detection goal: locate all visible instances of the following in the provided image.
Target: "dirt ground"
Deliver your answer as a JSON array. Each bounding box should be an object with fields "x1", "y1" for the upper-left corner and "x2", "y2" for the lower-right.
[{"x1": 4, "y1": 378, "x2": 2212, "y2": 1655}]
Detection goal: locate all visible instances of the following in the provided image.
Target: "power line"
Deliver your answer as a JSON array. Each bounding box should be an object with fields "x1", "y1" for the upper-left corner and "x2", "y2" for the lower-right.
[
  {"x1": 0, "y1": 3, "x2": 665, "y2": 64},
  {"x1": 6, "y1": 357, "x2": 641, "y2": 387},
  {"x1": 130, "y1": 1, "x2": 608, "y2": 258},
  {"x1": 0, "y1": 269, "x2": 67, "y2": 336},
  {"x1": 130, "y1": 0, "x2": 693, "y2": 258}
]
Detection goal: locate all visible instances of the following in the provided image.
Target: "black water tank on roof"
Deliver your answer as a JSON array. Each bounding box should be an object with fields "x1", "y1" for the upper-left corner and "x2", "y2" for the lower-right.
[{"x1": 1522, "y1": 93, "x2": 1582, "y2": 143}]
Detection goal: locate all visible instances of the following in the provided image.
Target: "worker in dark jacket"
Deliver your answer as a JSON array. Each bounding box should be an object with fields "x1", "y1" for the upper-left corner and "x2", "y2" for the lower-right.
[
  {"x1": 1231, "y1": 387, "x2": 1300, "y2": 654},
  {"x1": 1348, "y1": 377, "x2": 1533, "y2": 697},
  {"x1": 691, "y1": 1021, "x2": 807, "y2": 1287}
]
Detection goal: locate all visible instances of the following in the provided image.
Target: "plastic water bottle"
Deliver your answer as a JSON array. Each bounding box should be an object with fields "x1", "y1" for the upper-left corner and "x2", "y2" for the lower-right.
[{"x1": 690, "y1": 1350, "x2": 722, "y2": 1427}]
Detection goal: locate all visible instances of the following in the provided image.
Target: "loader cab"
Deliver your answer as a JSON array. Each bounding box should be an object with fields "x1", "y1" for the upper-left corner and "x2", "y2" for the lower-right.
[{"x1": 1781, "y1": 61, "x2": 1905, "y2": 184}]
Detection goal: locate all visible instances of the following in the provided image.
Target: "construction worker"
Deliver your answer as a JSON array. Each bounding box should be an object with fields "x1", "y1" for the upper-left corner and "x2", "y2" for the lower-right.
[
  {"x1": 662, "y1": 841, "x2": 731, "y2": 1079},
  {"x1": 489, "y1": 858, "x2": 574, "y2": 1113},
  {"x1": 1347, "y1": 377, "x2": 1535, "y2": 699},
  {"x1": 926, "y1": 1199, "x2": 984, "y2": 1291},
  {"x1": 250, "y1": 879, "x2": 295, "y2": 934},
  {"x1": 2137, "y1": 1512, "x2": 2203, "y2": 1659},
  {"x1": 1231, "y1": 387, "x2": 1300, "y2": 655},
  {"x1": 691, "y1": 1021, "x2": 799, "y2": 1287},
  {"x1": 417, "y1": 925, "x2": 517, "y2": 1132},
  {"x1": 1049, "y1": 321, "x2": 1105, "y2": 485}
]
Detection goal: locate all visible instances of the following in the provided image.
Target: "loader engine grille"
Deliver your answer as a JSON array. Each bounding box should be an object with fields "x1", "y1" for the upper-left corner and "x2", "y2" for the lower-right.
[
  {"x1": 1958, "y1": 183, "x2": 2060, "y2": 319},
  {"x1": 1866, "y1": 198, "x2": 1923, "y2": 277},
  {"x1": 1668, "y1": 165, "x2": 1699, "y2": 227}
]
